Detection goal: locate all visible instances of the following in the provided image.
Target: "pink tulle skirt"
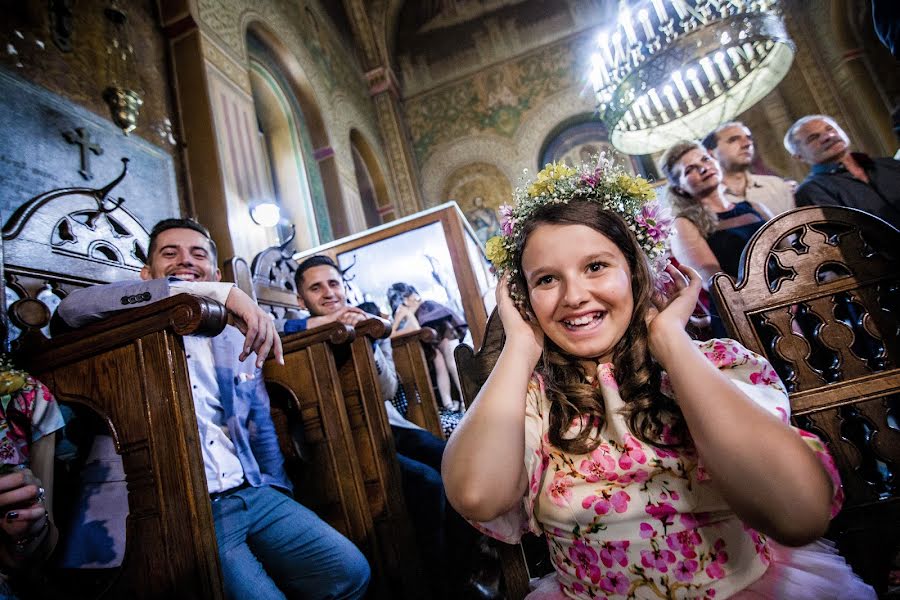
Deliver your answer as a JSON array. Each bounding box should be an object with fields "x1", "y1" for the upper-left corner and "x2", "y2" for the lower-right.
[{"x1": 527, "y1": 538, "x2": 875, "y2": 600}]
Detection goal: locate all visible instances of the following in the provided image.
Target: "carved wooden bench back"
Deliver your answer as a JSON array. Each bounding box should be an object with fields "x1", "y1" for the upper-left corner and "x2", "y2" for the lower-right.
[
  {"x1": 711, "y1": 206, "x2": 900, "y2": 593},
  {"x1": 4, "y1": 163, "x2": 228, "y2": 598},
  {"x1": 237, "y1": 244, "x2": 430, "y2": 599}
]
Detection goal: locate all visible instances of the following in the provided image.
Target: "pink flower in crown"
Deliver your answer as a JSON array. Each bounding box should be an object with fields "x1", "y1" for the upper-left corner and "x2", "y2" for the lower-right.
[
  {"x1": 599, "y1": 540, "x2": 630, "y2": 568},
  {"x1": 636, "y1": 202, "x2": 673, "y2": 242},
  {"x1": 499, "y1": 204, "x2": 515, "y2": 236},
  {"x1": 568, "y1": 539, "x2": 602, "y2": 583}
]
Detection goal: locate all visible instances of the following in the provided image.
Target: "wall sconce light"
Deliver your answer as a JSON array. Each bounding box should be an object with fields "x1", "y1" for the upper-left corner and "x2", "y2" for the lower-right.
[
  {"x1": 103, "y1": 1, "x2": 143, "y2": 135},
  {"x1": 250, "y1": 202, "x2": 282, "y2": 227}
]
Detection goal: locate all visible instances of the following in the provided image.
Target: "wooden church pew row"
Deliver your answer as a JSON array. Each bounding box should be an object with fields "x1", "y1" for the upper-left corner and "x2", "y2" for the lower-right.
[
  {"x1": 16, "y1": 294, "x2": 229, "y2": 600},
  {"x1": 260, "y1": 321, "x2": 390, "y2": 598},
  {"x1": 334, "y1": 318, "x2": 427, "y2": 599},
  {"x1": 389, "y1": 327, "x2": 445, "y2": 439},
  {"x1": 233, "y1": 245, "x2": 430, "y2": 598}
]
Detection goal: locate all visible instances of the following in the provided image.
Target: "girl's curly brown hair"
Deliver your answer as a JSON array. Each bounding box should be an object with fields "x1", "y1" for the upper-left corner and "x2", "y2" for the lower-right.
[{"x1": 512, "y1": 200, "x2": 687, "y2": 454}]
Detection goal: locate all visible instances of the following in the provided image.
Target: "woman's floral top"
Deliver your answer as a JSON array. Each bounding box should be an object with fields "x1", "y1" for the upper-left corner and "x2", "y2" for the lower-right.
[
  {"x1": 0, "y1": 374, "x2": 65, "y2": 468},
  {"x1": 477, "y1": 339, "x2": 843, "y2": 600}
]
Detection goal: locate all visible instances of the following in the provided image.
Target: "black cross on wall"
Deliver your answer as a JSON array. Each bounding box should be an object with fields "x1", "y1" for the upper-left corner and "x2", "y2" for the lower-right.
[{"x1": 63, "y1": 127, "x2": 104, "y2": 180}]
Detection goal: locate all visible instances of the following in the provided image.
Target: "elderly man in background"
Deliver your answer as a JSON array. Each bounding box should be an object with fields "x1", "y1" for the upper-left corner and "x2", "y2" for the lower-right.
[
  {"x1": 784, "y1": 115, "x2": 900, "y2": 227},
  {"x1": 703, "y1": 121, "x2": 796, "y2": 216}
]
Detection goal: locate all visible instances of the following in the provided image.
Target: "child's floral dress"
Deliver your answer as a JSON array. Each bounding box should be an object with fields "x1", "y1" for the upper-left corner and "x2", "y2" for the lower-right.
[{"x1": 476, "y1": 339, "x2": 874, "y2": 600}]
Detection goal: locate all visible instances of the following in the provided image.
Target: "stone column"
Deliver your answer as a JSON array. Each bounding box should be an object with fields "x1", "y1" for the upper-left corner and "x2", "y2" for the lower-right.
[{"x1": 342, "y1": 0, "x2": 424, "y2": 216}]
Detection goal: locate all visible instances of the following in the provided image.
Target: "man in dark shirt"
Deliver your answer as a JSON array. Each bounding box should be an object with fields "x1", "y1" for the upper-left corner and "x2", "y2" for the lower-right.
[{"x1": 784, "y1": 115, "x2": 900, "y2": 227}]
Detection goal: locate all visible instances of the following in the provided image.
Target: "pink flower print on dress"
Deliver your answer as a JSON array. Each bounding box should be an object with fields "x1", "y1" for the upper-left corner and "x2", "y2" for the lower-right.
[
  {"x1": 599, "y1": 570, "x2": 630, "y2": 595},
  {"x1": 609, "y1": 490, "x2": 631, "y2": 513},
  {"x1": 619, "y1": 469, "x2": 650, "y2": 485},
  {"x1": 599, "y1": 540, "x2": 630, "y2": 568},
  {"x1": 703, "y1": 340, "x2": 739, "y2": 368},
  {"x1": 674, "y1": 558, "x2": 699, "y2": 582},
  {"x1": 749, "y1": 367, "x2": 780, "y2": 388},
  {"x1": 617, "y1": 433, "x2": 647, "y2": 470},
  {"x1": 640, "y1": 547, "x2": 677, "y2": 572},
  {"x1": 645, "y1": 501, "x2": 677, "y2": 531},
  {"x1": 666, "y1": 529, "x2": 702, "y2": 559},
  {"x1": 639, "y1": 522, "x2": 657, "y2": 539},
  {"x1": 705, "y1": 538, "x2": 728, "y2": 580},
  {"x1": 568, "y1": 539, "x2": 602, "y2": 584},
  {"x1": 548, "y1": 471, "x2": 575, "y2": 507},
  {"x1": 579, "y1": 445, "x2": 617, "y2": 483}
]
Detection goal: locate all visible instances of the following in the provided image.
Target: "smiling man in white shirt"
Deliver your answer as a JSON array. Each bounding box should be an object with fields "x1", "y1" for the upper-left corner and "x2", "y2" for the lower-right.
[{"x1": 58, "y1": 219, "x2": 370, "y2": 600}]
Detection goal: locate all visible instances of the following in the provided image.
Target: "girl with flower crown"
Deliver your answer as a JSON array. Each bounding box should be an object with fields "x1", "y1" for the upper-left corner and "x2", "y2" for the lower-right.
[{"x1": 442, "y1": 161, "x2": 873, "y2": 599}]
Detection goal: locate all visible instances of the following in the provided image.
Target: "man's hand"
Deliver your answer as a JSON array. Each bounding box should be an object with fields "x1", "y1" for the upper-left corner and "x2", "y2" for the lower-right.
[
  {"x1": 225, "y1": 287, "x2": 284, "y2": 367},
  {"x1": 307, "y1": 306, "x2": 369, "y2": 330}
]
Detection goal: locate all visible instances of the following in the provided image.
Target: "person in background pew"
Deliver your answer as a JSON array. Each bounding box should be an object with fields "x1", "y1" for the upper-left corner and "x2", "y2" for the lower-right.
[
  {"x1": 443, "y1": 159, "x2": 874, "y2": 600},
  {"x1": 702, "y1": 121, "x2": 796, "y2": 216},
  {"x1": 0, "y1": 363, "x2": 65, "y2": 599},
  {"x1": 660, "y1": 140, "x2": 775, "y2": 338},
  {"x1": 286, "y1": 256, "x2": 473, "y2": 599},
  {"x1": 56, "y1": 219, "x2": 370, "y2": 600},
  {"x1": 785, "y1": 115, "x2": 900, "y2": 228}
]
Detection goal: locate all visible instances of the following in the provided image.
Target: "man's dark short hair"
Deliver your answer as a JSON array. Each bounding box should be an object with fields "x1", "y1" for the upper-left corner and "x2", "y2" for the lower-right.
[
  {"x1": 295, "y1": 255, "x2": 341, "y2": 290},
  {"x1": 701, "y1": 121, "x2": 746, "y2": 151},
  {"x1": 147, "y1": 218, "x2": 218, "y2": 264}
]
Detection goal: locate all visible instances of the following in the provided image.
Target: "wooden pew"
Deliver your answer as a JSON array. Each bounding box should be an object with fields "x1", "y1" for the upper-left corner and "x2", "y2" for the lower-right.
[
  {"x1": 390, "y1": 327, "x2": 444, "y2": 438},
  {"x1": 4, "y1": 168, "x2": 232, "y2": 598},
  {"x1": 240, "y1": 244, "x2": 429, "y2": 599},
  {"x1": 18, "y1": 295, "x2": 228, "y2": 600}
]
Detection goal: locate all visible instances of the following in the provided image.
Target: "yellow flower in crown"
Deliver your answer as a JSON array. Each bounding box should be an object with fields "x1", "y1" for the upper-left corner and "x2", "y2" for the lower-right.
[
  {"x1": 616, "y1": 174, "x2": 654, "y2": 200},
  {"x1": 527, "y1": 162, "x2": 577, "y2": 197},
  {"x1": 485, "y1": 235, "x2": 508, "y2": 266}
]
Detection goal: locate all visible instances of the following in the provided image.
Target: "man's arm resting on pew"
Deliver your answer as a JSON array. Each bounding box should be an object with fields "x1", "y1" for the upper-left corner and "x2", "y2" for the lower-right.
[{"x1": 58, "y1": 279, "x2": 283, "y2": 367}]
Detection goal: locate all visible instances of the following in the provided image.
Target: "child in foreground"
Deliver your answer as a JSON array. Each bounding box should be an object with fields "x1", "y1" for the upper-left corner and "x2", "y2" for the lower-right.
[{"x1": 441, "y1": 160, "x2": 874, "y2": 599}]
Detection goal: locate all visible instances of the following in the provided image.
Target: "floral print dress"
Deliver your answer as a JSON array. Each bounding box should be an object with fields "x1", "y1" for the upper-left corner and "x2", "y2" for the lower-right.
[
  {"x1": 476, "y1": 339, "x2": 849, "y2": 600},
  {"x1": 0, "y1": 374, "x2": 65, "y2": 469}
]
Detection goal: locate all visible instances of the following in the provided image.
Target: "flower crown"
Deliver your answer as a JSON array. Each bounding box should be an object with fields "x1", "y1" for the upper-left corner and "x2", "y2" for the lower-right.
[{"x1": 484, "y1": 157, "x2": 673, "y2": 306}]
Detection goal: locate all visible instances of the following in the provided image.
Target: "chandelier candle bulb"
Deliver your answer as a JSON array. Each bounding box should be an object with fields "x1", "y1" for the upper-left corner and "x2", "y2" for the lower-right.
[
  {"x1": 638, "y1": 10, "x2": 655, "y2": 40},
  {"x1": 685, "y1": 68, "x2": 708, "y2": 100},
  {"x1": 620, "y1": 8, "x2": 638, "y2": 45},
  {"x1": 671, "y1": 70, "x2": 691, "y2": 100},
  {"x1": 612, "y1": 31, "x2": 625, "y2": 62},
  {"x1": 598, "y1": 32, "x2": 614, "y2": 64},
  {"x1": 651, "y1": 0, "x2": 668, "y2": 23}
]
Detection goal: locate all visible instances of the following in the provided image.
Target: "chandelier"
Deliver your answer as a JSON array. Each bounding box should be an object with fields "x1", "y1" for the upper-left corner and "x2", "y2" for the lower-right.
[{"x1": 590, "y1": 0, "x2": 794, "y2": 155}]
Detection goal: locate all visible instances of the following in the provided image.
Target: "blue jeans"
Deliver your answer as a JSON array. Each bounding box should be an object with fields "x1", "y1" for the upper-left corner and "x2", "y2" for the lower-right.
[{"x1": 211, "y1": 485, "x2": 370, "y2": 600}]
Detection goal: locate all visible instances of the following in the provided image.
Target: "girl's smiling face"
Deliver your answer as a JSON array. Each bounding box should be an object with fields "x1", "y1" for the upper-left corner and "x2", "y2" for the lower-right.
[{"x1": 522, "y1": 223, "x2": 634, "y2": 363}]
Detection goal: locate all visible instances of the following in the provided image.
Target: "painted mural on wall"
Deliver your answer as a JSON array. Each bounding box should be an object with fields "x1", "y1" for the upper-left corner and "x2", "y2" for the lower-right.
[
  {"x1": 443, "y1": 163, "x2": 512, "y2": 245},
  {"x1": 541, "y1": 120, "x2": 638, "y2": 175},
  {"x1": 405, "y1": 32, "x2": 591, "y2": 164},
  {"x1": 197, "y1": 0, "x2": 366, "y2": 102}
]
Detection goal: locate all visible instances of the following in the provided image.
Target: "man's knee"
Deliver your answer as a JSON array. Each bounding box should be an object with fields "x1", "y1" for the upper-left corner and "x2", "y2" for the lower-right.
[{"x1": 335, "y1": 544, "x2": 371, "y2": 600}]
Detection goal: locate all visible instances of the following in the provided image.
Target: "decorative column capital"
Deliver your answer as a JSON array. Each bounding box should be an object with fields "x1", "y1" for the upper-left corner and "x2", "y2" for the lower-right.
[{"x1": 365, "y1": 66, "x2": 400, "y2": 98}]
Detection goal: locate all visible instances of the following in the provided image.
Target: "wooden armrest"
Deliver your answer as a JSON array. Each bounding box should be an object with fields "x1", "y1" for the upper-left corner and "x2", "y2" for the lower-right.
[
  {"x1": 390, "y1": 326, "x2": 437, "y2": 346},
  {"x1": 354, "y1": 317, "x2": 391, "y2": 340},
  {"x1": 19, "y1": 293, "x2": 227, "y2": 371},
  {"x1": 279, "y1": 320, "x2": 355, "y2": 351}
]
